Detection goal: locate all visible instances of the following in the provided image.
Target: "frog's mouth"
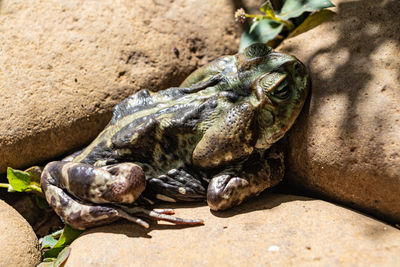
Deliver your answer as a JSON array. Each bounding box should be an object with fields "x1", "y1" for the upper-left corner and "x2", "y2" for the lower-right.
[{"x1": 255, "y1": 108, "x2": 277, "y2": 150}]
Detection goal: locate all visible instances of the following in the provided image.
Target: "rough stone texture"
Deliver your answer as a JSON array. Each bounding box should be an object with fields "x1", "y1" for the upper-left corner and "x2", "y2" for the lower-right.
[
  {"x1": 8, "y1": 194, "x2": 63, "y2": 237},
  {"x1": 0, "y1": 0, "x2": 258, "y2": 173},
  {"x1": 0, "y1": 199, "x2": 41, "y2": 267},
  {"x1": 279, "y1": 0, "x2": 400, "y2": 222},
  {"x1": 65, "y1": 193, "x2": 400, "y2": 266}
]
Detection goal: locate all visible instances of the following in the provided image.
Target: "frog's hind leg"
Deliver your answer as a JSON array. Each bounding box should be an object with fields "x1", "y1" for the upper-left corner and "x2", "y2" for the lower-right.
[
  {"x1": 42, "y1": 161, "x2": 146, "y2": 204},
  {"x1": 41, "y1": 181, "x2": 148, "y2": 229},
  {"x1": 41, "y1": 161, "x2": 203, "y2": 229},
  {"x1": 42, "y1": 182, "x2": 202, "y2": 230},
  {"x1": 41, "y1": 161, "x2": 147, "y2": 229}
]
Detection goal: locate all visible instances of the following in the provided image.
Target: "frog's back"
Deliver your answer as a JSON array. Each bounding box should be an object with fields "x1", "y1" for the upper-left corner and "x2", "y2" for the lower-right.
[{"x1": 73, "y1": 87, "x2": 220, "y2": 171}]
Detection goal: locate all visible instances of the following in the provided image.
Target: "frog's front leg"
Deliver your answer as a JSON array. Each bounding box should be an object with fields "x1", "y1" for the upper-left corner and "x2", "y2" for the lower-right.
[
  {"x1": 207, "y1": 148, "x2": 284, "y2": 211},
  {"x1": 41, "y1": 161, "x2": 203, "y2": 229}
]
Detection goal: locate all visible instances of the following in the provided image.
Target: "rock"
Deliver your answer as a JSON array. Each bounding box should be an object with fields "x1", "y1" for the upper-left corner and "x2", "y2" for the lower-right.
[
  {"x1": 0, "y1": 0, "x2": 258, "y2": 172},
  {"x1": 9, "y1": 194, "x2": 63, "y2": 237},
  {"x1": 0, "y1": 199, "x2": 41, "y2": 266},
  {"x1": 279, "y1": 0, "x2": 400, "y2": 222},
  {"x1": 65, "y1": 193, "x2": 400, "y2": 266}
]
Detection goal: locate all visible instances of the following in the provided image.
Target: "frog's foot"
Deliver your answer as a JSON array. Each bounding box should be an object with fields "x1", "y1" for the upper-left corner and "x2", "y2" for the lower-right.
[
  {"x1": 117, "y1": 205, "x2": 204, "y2": 228},
  {"x1": 145, "y1": 168, "x2": 206, "y2": 202},
  {"x1": 207, "y1": 150, "x2": 284, "y2": 211},
  {"x1": 207, "y1": 174, "x2": 252, "y2": 211},
  {"x1": 40, "y1": 181, "x2": 202, "y2": 230}
]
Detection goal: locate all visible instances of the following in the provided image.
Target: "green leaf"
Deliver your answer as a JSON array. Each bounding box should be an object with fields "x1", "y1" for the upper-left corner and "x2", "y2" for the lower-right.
[
  {"x1": 279, "y1": 0, "x2": 335, "y2": 20},
  {"x1": 25, "y1": 166, "x2": 43, "y2": 183},
  {"x1": 53, "y1": 225, "x2": 82, "y2": 248},
  {"x1": 260, "y1": 1, "x2": 275, "y2": 18},
  {"x1": 54, "y1": 247, "x2": 71, "y2": 267},
  {"x1": 41, "y1": 247, "x2": 72, "y2": 267},
  {"x1": 43, "y1": 247, "x2": 64, "y2": 259},
  {"x1": 239, "y1": 20, "x2": 284, "y2": 52},
  {"x1": 288, "y1": 9, "x2": 336, "y2": 38},
  {"x1": 249, "y1": 20, "x2": 260, "y2": 34},
  {"x1": 51, "y1": 229, "x2": 63, "y2": 239},
  {"x1": 6, "y1": 167, "x2": 43, "y2": 194},
  {"x1": 37, "y1": 262, "x2": 54, "y2": 267},
  {"x1": 7, "y1": 167, "x2": 31, "y2": 192},
  {"x1": 41, "y1": 234, "x2": 59, "y2": 249},
  {"x1": 42, "y1": 258, "x2": 57, "y2": 262},
  {"x1": 42, "y1": 225, "x2": 82, "y2": 258}
]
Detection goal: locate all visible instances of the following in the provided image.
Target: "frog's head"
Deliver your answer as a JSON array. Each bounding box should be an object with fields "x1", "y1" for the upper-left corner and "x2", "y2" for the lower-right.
[{"x1": 236, "y1": 43, "x2": 310, "y2": 149}]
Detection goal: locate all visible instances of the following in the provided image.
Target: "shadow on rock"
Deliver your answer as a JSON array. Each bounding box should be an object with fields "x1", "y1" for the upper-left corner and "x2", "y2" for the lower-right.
[
  {"x1": 281, "y1": 0, "x2": 400, "y2": 223},
  {"x1": 82, "y1": 201, "x2": 208, "y2": 239},
  {"x1": 210, "y1": 190, "x2": 312, "y2": 218}
]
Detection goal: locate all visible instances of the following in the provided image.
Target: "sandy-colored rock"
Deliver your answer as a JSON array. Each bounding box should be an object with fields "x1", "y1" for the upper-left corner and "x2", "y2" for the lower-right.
[
  {"x1": 8, "y1": 194, "x2": 63, "y2": 237},
  {"x1": 0, "y1": 199, "x2": 41, "y2": 266},
  {"x1": 278, "y1": 0, "x2": 400, "y2": 222},
  {"x1": 66, "y1": 193, "x2": 400, "y2": 266},
  {"x1": 0, "y1": 0, "x2": 258, "y2": 173}
]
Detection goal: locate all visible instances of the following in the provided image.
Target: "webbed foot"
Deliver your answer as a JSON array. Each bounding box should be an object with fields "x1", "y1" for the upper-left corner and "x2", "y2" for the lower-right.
[{"x1": 145, "y1": 168, "x2": 206, "y2": 202}]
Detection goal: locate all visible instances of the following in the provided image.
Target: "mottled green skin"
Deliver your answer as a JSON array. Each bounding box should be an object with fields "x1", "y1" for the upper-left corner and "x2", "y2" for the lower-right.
[
  {"x1": 41, "y1": 43, "x2": 309, "y2": 229},
  {"x1": 74, "y1": 44, "x2": 308, "y2": 176}
]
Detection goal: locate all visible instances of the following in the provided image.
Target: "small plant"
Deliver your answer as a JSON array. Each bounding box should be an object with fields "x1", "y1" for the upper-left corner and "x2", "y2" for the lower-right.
[
  {"x1": 1, "y1": 166, "x2": 81, "y2": 264},
  {"x1": 0, "y1": 167, "x2": 43, "y2": 194},
  {"x1": 0, "y1": 166, "x2": 51, "y2": 209},
  {"x1": 235, "y1": 0, "x2": 335, "y2": 50},
  {"x1": 37, "y1": 247, "x2": 71, "y2": 267},
  {"x1": 38, "y1": 225, "x2": 82, "y2": 266}
]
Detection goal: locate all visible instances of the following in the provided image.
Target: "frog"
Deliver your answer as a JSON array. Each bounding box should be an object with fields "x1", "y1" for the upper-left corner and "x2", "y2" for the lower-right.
[{"x1": 41, "y1": 43, "x2": 309, "y2": 230}]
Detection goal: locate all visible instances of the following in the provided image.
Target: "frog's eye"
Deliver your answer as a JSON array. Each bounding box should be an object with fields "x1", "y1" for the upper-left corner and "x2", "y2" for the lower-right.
[
  {"x1": 259, "y1": 72, "x2": 291, "y2": 100},
  {"x1": 244, "y1": 43, "x2": 272, "y2": 58},
  {"x1": 272, "y1": 83, "x2": 291, "y2": 100}
]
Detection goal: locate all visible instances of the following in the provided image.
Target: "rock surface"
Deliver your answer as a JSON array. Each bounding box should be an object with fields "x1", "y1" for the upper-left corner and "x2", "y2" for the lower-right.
[
  {"x1": 66, "y1": 193, "x2": 400, "y2": 266},
  {"x1": 0, "y1": 0, "x2": 257, "y2": 173},
  {"x1": 0, "y1": 199, "x2": 41, "y2": 267},
  {"x1": 279, "y1": 0, "x2": 400, "y2": 222},
  {"x1": 8, "y1": 194, "x2": 63, "y2": 237}
]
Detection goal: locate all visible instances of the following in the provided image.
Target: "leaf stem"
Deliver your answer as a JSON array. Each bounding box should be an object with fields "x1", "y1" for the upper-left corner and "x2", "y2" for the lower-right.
[
  {"x1": 0, "y1": 183, "x2": 10, "y2": 189},
  {"x1": 245, "y1": 14, "x2": 294, "y2": 31},
  {"x1": 27, "y1": 183, "x2": 43, "y2": 194},
  {"x1": 275, "y1": 17, "x2": 295, "y2": 31},
  {"x1": 244, "y1": 14, "x2": 262, "y2": 18}
]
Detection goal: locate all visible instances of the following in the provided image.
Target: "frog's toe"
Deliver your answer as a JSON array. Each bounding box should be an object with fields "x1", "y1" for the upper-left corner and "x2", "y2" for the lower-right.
[
  {"x1": 117, "y1": 210, "x2": 150, "y2": 228},
  {"x1": 118, "y1": 206, "x2": 204, "y2": 226},
  {"x1": 153, "y1": 208, "x2": 175, "y2": 215}
]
